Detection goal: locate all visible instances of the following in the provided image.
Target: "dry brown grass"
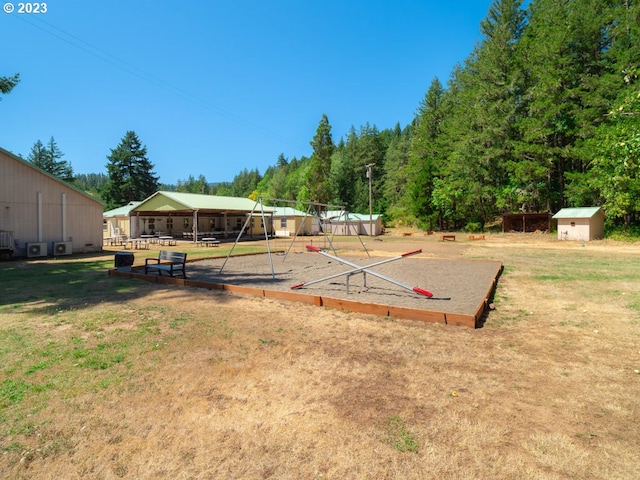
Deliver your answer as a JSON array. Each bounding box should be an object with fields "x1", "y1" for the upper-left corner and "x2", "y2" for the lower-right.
[{"x1": 1, "y1": 232, "x2": 640, "y2": 479}]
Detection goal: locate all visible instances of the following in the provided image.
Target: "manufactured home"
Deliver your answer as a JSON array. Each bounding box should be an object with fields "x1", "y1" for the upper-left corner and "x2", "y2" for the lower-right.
[
  {"x1": 326, "y1": 212, "x2": 383, "y2": 236},
  {"x1": 103, "y1": 201, "x2": 141, "y2": 243},
  {"x1": 270, "y1": 206, "x2": 320, "y2": 237}
]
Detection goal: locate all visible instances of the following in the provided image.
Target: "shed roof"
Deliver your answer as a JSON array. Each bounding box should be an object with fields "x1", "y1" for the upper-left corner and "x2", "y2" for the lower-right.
[
  {"x1": 271, "y1": 206, "x2": 310, "y2": 217},
  {"x1": 103, "y1": 201, "x2": 142, "y2": 217},
  {"x1": 132, "y1": 191, "x2": 275, "y2": 214},
  {"x1": 552, "y1": 207, "x2": 603, "y2": 219},
  {"x1": 332, "y1": 212, "x2": 382, "y2": 222}
]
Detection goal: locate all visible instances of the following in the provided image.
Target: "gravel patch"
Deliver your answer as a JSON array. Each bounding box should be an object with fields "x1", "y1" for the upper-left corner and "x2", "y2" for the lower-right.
[{"x1": 187, "y1": 251, "x2": 502, "y2": 316}]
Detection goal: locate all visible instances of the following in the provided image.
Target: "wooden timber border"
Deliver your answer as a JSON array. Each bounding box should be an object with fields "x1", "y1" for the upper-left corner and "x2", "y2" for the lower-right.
[{"x1": 108, "y1": 258, "x2": 502, "y2": 329}]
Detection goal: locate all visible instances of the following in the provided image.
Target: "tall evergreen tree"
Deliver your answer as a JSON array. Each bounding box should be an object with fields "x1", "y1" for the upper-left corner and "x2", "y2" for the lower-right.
[
  {"x1": 518, "y1": 0, "x2": 615, "y2": 212},
  {"x1": 584, "y1": 86, "x2": 640, "y2": 227},
  {"x1": 229, "y1": 168, "x2": 261, "y2": 198},
  {"x1": 0, "y1": 73, "x2": 19, "y2": 100},
  {"x1": 443, "y1": 0, "x2": 527, "y2": 226},
  {"x1": 27, "y1": 140, "x2": 47, "y2": 169},
  {"x1": 307, "y1": 114, "x2": 335, "y2": 204},
  {"x1": 176, "y1": 174, "x2": 210, "y2": 194},
  {"x1": 383, "y1": 123, "x2": 412, "y2": 218},
  {"x1": 75, "y1": 173, "x2": 108, "y2": 198},
  {"x1": 27, "y1": 137, "x2": 74, "y2": 183},
  {"x1": 102, "y1": 131, "x2": 159, "y2": 210},
  {"x1": 407, "y1": 77, "x2": 449, "y2": 227}
]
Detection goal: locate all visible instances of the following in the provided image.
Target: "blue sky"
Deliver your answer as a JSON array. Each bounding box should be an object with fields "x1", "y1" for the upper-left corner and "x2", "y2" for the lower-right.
[{"x1": 1, "y1": 1, "x2": 493, "y2": 184}]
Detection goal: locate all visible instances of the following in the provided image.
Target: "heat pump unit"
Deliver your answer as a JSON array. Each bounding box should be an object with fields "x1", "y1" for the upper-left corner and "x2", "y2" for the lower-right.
[
  {"x1": 53, "y1": 241, "x2": 72, "y2": 256},
  {"x1": 26, "y1": 242, "x2": 47, "y2": 258}
]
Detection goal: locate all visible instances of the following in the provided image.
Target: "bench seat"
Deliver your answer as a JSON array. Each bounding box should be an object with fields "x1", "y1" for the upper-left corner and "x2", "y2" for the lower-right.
[{"x1": 145, "y1": 250, "x2": 187, "y2": 278}]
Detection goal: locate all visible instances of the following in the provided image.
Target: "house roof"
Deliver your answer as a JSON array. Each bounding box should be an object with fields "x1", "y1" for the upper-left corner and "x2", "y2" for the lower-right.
[
  {"x1": 271, "y1": 206, "x2": 310, "y2": 217},
  {"x1": 103, "y1": 201, "x2": 142, "y2": 217},
  {"x1": 0, "y1": 146, "x2": 104, "y2": 207},
  {"x1": 132, "y1": 191, "x2": 275, "y2": 214},
  {"x1": 552, "y1": 207, "x2": 603, "y2": 219},
  {"x1": 331, "y1": 212, "x2": 382, "y2": 222}
]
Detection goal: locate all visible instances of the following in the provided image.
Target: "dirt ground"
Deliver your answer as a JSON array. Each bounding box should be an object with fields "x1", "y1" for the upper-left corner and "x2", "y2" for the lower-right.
[
  {"x1": 187, "y1": 247, "x2": 502, "y2": 316},
  {"x1": 2, "y1": 231, "x2": 640, "y2": 479}
]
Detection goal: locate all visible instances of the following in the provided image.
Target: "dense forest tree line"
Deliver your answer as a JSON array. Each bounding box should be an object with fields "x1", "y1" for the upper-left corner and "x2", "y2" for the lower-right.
[
  {"x1": 11, "y1": 0, "x2": 640, "y2": 233},
  {"x1": 233, "y1": 0, "x2": 640, "y2": 232}
]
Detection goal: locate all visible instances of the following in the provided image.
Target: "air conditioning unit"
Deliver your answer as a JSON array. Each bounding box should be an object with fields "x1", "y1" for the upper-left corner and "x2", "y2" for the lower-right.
[
  {"x1": 53, "y1": 241, "x2": 72, "y2": 256},
  {"x1": 26, "y1": 242, "x2": 47, "y2": 258}
]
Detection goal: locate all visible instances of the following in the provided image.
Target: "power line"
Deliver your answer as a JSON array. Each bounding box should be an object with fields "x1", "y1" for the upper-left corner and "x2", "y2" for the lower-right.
[{"x1": 10, "y1": 14, "x2": 309, "y2": 152}]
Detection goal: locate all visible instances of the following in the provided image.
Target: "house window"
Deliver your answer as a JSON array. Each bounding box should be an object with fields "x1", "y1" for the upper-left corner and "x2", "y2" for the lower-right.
[
  {"x1": 236, "y1": 217, "x2": 243, "y2": 229},
  {"x1": 103, "y1": 220, "x2": 107, "y2": 231},
  {"x1": 280, "y1": 218, "x2": 287, "y2": 228},
  {"x1": 570, "y1": 222, "x2": 576, "y2": 227},
  {"x1": 183, "y1": 218, "x2": 190, "y2": 229},
  {"x1": 166, "y1": 218, "x2": 173, "y2": 230}
]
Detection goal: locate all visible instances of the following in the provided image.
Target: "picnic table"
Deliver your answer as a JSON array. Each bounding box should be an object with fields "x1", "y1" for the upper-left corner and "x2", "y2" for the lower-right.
[
  {"x1": 141, "y1": 234, "x2": 158, "y2": 244},
  {"x1": 104, "y1": 236, "x2": 126, "y2": 246},
  {"x1": 158, "y1": 236, "x2": 176, "y2": 246},
  {"x1": 198, "y1": 237, "x2": 220, "y2": 247},
  {"x1": 124, "y1": 238, "x2": 149, "y2": 250}
]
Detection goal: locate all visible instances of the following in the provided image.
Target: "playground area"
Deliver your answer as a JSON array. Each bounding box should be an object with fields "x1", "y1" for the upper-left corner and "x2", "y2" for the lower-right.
[
  {"x1": 187, "y1": 250, "x2": 501, "y2": 319},
  {"x1": 107, "y1": 231, "x2": 503, "y2": 326}
]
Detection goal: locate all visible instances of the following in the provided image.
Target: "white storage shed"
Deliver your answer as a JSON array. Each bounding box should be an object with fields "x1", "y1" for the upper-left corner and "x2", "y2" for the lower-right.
[{"x1": 552, "y1": 207, "x2": 605, "y2": 241}]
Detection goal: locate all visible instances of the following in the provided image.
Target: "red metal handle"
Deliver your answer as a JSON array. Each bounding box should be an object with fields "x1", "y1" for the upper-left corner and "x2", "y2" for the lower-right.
[
  {"x1": 413, "y1": 287, "x2": 433, "y2": 297},
  {"x1": 306, "y1": 245, "x2": 321, "y2": 252},
  {"x1": 401, "y1": 249, "x2": 422, "y2": 257},
  {"x1": 291, "y1": 282, "x2": 305, "y2": 289}
]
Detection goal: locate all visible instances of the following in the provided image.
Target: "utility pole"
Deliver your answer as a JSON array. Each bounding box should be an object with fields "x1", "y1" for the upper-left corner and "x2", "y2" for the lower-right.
[{"x1": 366, "y1": 163, "x2": 375, "y2": 237}]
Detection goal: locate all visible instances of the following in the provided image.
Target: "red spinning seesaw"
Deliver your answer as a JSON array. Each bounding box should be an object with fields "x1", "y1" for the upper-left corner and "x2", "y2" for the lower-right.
[{"x1": 291, "y1": 245, "x2": 434, "y2": 297}]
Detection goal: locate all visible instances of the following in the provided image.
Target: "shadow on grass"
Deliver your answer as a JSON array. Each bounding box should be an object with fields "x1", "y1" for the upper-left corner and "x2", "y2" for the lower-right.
[{"x1": 0, "y1": 253, "x2": 235, "y2": 316}]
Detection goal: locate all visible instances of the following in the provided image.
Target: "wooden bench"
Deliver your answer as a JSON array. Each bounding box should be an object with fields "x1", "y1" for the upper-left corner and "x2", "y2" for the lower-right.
[
  {"x1": 145, "y1": 250, "x2": 187, "y2": 278},
  {"x1": 440, "y1": 234, "x2": 456, "y2": 242},
  {"x1": 468, "y1": 234, "x2": 485, "y2": 241}
]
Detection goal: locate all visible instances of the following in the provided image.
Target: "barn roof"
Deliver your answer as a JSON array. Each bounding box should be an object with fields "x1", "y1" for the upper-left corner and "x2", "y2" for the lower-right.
[
  {"x1": 552, "y1": 207, "x2": 603, "y2": 219},
  {"x1": 1, "y1": 146, "x2": 103, "y2": 207}
]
